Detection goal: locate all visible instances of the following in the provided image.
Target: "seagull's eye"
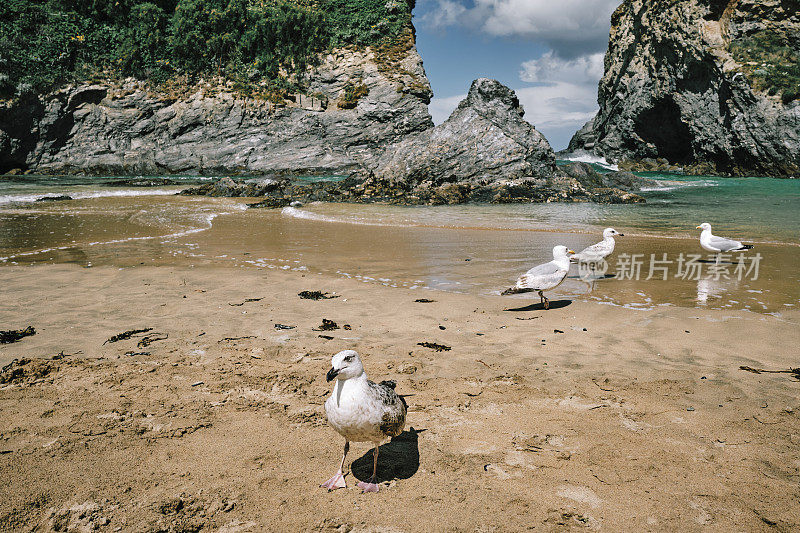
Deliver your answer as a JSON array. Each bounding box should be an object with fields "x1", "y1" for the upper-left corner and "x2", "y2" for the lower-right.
[{"x1": 344, "y1": 355, "x2": 354, "y2": 362}]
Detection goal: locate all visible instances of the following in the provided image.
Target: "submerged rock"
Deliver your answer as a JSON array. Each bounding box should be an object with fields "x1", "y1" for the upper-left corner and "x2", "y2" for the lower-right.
[{"x1": 35, "y1": 195, "x2": 72, "y2": 202}]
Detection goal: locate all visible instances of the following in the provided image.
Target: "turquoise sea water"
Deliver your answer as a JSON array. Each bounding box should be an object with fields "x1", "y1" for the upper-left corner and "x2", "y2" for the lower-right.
[
  {"x1": 277, "y1": 172, "x2": 800, "y2": 245},
  {"x1": 1, "y1": 171, "x2": 798, "y2": 245},
  {"x1": 1, "y1": 171, "x2": 798, "y2": 313}
]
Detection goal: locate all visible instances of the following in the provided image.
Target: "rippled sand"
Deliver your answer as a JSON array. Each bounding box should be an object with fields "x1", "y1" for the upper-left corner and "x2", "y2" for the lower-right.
[{"x1": 1, "y1": 262, "x2": 799, "y2": 531}]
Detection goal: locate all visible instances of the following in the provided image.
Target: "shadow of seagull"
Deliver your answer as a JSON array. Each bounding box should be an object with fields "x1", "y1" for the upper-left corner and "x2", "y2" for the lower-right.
[
  {"x1": 351, "y1": 427, "x2": 425, "y2": 484},
  {"x1": 504, "y1": 300, "x2": 572, "y2": 312}
]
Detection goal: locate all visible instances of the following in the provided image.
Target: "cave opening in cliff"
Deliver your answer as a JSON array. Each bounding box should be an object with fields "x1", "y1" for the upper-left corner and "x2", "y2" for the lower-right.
[{"x1": 634, "y1": 98, "x2": 694, "y2": 164}]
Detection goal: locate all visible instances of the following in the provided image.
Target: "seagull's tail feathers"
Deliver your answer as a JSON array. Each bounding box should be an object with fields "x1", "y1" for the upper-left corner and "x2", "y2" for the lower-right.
[
  {"x1": 736, "y1": 244, "x2": 754, "y2": 251},
  {"x1": 501, "y1": 286, "x2": 533, "y2": 295}
]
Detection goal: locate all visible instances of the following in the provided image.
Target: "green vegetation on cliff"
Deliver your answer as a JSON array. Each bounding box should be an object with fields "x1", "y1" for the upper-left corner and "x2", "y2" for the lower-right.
[
  {"x1": 729, "y1": 30, "x2": 800, "y2": 105},
  {"x1": 0, "y1": 0, "x2": 413, "y2": 98}
]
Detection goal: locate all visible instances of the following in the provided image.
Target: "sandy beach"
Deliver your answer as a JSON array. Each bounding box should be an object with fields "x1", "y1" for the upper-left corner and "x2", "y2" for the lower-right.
[{"x1": 2, "y1": 259, "x2": 799, "y2": 531}]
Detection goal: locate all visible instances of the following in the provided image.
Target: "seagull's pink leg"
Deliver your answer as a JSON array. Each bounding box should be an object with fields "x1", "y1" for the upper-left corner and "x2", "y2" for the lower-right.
[
  {"x1": 357, "y1": 446, "x2": 381, "y2": 493},
  {"x1": 321, "y1": 441, "x2": 349, "y2": 490}
]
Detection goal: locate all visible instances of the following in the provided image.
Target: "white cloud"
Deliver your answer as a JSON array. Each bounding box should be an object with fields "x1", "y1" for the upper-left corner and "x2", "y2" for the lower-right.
[
  {"x1": 519, "y1": 51, "x2": 605, "y2": 85},
  {"x1": 428, "y1": 93, "x2": 466, "y2": 125},
  {"x1": 514, "y1": 82, "x2": 597, "y2": 130},
  {"x1": 422, "y1": 0, "x2": 618, "y2": 57},
  {"x1": 423, "y1": 0, "x2": 466, "y2": 28}
]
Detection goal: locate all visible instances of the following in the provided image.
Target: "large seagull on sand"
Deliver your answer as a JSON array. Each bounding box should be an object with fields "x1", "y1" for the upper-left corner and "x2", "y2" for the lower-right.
[{"x1": 321, "y1": 350, "x2": 407, "y2": 493}]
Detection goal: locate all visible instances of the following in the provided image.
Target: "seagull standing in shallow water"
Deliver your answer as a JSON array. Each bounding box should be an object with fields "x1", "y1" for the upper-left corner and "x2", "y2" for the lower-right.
[
  {"x1": 502, "y1": 245, "x2": 574, "y2": 309},
  {"x1": 570, "y1": 228, "x2": 623, "y2": 265},
  {"x1": 321, "y1": 350, "x2": 406, "y2": 493},
  {"x1": 696, "y1": 222, "x2": 753, "y2": 263}
]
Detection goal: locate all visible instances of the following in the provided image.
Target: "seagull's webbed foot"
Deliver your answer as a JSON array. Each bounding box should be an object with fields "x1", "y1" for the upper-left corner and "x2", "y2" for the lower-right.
[
  {"x1": 539, "y1": 291, "x2": 550, "y2": 310},
  {"x1": 320, "y1": 471, "x2": 347, "y2": 491},
  {"x1": 357, "y1": 477, "x2": 380, "y2": 493}
]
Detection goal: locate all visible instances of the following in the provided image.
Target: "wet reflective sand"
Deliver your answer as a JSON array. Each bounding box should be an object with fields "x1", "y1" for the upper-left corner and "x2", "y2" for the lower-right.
[{"x1": 2, "y1": 197, "x2": 797, "y2": 314}]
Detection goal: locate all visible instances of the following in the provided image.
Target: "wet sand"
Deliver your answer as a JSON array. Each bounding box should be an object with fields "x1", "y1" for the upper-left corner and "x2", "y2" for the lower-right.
[
  {"x1": 2, "y1": 197, "x2": 798, "y2": 313},
  {"x1": 2, "y1": 260, "x2": 799, "y2": 531}
]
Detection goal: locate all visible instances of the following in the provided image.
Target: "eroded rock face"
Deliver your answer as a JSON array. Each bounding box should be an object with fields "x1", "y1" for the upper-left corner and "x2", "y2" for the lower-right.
[
  {"x1": 0, "y1": 36, "x2": 433, "y2": 175},
  {"x1": 180, "y1": 81, "x2": 645, "y2": 206},
  {"x1": 372, "y1": 78, "x2": 556, "y2": 184},
  {"x1": 568, "y1": 0, "x2": 800, "y2": 176}
]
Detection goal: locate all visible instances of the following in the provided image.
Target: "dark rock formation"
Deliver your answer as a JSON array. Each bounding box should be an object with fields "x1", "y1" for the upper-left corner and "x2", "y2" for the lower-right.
[
  {"x1": 0, "y1": 34, "x2": 432, "y2": 175},
  {"x1": 371, "y1": 78, "x2": 555, "y2": 184},
  {"x1": 568, "y1": 0, "x2": 800, "y2": 177},
  {"x1": 35, "y1": 195, "x2": 73, "y2": 202},
  {"x1": 182, "y1": 164, "x2": 646, "y2": 206},
  {"x1": 560, "y1": 161, "x2": 661, "y2": 190},
  {"x1": 181, "y1": 81, "x2": 645, "y2": 205}
]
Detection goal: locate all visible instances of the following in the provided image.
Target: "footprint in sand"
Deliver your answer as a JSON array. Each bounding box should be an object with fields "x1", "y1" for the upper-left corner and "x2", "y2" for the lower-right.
[{"x1": 556, "y1": 485, "x2": 603, "y2": 509}]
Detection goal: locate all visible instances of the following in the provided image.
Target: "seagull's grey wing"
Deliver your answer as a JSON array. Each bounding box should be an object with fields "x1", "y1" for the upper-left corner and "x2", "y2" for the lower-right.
[
  {"x1": 708, "y1": 234, "x2": 744, "y2": 252},
  {"x1": 572, "y1": 240, "x2": 607, "y2": 261},
  {"x1": 516, "y1": 261, "x2": 567, "y2": 291},
  {"x1": 578, "y1": 240, "x2": 605, "y2": 255},
  {"x1": 369, "y1": 380, "x2": 406, "y2": 437}
]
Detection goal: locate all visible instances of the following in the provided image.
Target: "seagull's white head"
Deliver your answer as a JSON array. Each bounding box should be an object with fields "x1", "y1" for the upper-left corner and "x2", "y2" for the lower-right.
[
  {"x1": 696, "y1": 222, "x2": 712, "y2": 232},
  {"x1": 326, "y1": 350, "x2": 365, "y2": 382},
  {"x1": 603, "y1": 228, "x2": 623, "y2": 238},
  {"x1": 552, "y1": 245, "x2": 575, "y2": 259}
]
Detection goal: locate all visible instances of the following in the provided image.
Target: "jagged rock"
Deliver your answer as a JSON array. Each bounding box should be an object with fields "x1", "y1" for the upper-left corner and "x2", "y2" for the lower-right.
[
  {"x1": 561, "y1": 162, "x2": 660, "y2": 191},
  {"x1": 35, "y1": 195, "x2": 72, "y2": 202},
  {"x1": 372, "y1": 78, "x2": 556, "y2": 185},
  {"x1": 0, "y1": 31, "x2": 432, "y2": 175},
  {"x1": 178, "y1": 80, "x2": 645, "y2": 205},
  {"x1": 568, "y1": 0, "x2": 800, "y2": 177},
  {"x1": 107, "y1": 177, "x2": 182, "y2": 187}
]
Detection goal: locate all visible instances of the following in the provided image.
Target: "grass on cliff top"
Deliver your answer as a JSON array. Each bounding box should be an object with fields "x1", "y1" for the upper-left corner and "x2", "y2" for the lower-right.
[
  {"x1": 0, "y1": 0, "x2": 413, "y2": 99},
  {"x1": 729, "y1": 30, "x2": 800, "y2": 105}
]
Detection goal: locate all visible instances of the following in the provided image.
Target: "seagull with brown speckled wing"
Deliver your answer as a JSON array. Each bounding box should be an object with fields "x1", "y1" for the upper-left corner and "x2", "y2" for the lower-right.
[{"x1": 321, "y1": 350, "x2": 406, "y2": 493}]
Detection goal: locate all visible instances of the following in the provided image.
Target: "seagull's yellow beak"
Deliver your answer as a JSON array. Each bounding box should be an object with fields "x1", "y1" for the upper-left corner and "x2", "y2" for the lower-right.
[
  {"x1": 567, "y1": 249, "x2": 575, "y2": 254},
  {"x1": 695, "y1": 225, "x2": 702, "y2": 229}
]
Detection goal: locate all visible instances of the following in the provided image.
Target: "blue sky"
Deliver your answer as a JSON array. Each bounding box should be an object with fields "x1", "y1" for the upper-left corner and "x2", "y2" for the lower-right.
[{"x1": 411, "y1": 0, "x2": 619, "y2": 150}]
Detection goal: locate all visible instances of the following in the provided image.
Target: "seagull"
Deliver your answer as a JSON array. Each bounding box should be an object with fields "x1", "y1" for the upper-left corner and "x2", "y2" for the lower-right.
[
  {"x1": 321, "y1": 350, "x2": 407, "y2": 493},
  {"x1": 570, "y1": 228, "x2": 623, "y2": 265},
  {"x1": 502, "y1": 245, "x2": 574, "y2": 309},
  {"x1": 696, "y1": 222, "x2": 753, "y2": 263}
]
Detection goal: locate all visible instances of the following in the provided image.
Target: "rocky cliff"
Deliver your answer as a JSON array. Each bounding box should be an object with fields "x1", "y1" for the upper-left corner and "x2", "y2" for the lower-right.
[
  {"x1": 0, "y1": 29, "x2": 432, "y2": 176},
  {"x1": 183, "y1": 80, "x2": 649, "y2": 205},
  {"x1": 568, "y1": 0, "x2": 800, "y2": 177},
  {"x1": 372, "y1": 78, "x2": 555, "y2": 184}
]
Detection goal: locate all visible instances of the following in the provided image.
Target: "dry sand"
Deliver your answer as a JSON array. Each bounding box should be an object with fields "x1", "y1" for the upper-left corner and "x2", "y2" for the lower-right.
[{"x1": 1, "y1": 264, "x2": 799, "y2": 532}]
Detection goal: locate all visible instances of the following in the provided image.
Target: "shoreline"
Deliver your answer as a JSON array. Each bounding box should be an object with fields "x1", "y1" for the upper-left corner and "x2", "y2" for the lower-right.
[
  {"x1": 2, "y1": 263, "x2": 800, "y2": 530},
  {"x1": 1, "y1": 198, "x2": 798, "y2": 315}
]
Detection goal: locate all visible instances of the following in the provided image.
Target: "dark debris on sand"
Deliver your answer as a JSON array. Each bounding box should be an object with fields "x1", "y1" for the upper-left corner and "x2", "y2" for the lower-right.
[
  {"x1": 103, "y1": 328, "x2": 153, "y2": 344},
  {"x1": 417, "y1": 342, "x2": 451, "y2": 352},
  {"x1": 0, "y1": 358, "x2": 57, "y2": 384},
  {"x1": 298, "y1": 291, "x2": 339, "y2": 300},
  {"x1": 0, "y1": 326, "x2": 36, "y2": 344},
  {"x1": 314, "y1": 319, "x2": 339, "y2": 331},
  {"x1": 740, "y1": 365, "x2": 800, "y2": 381}
]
